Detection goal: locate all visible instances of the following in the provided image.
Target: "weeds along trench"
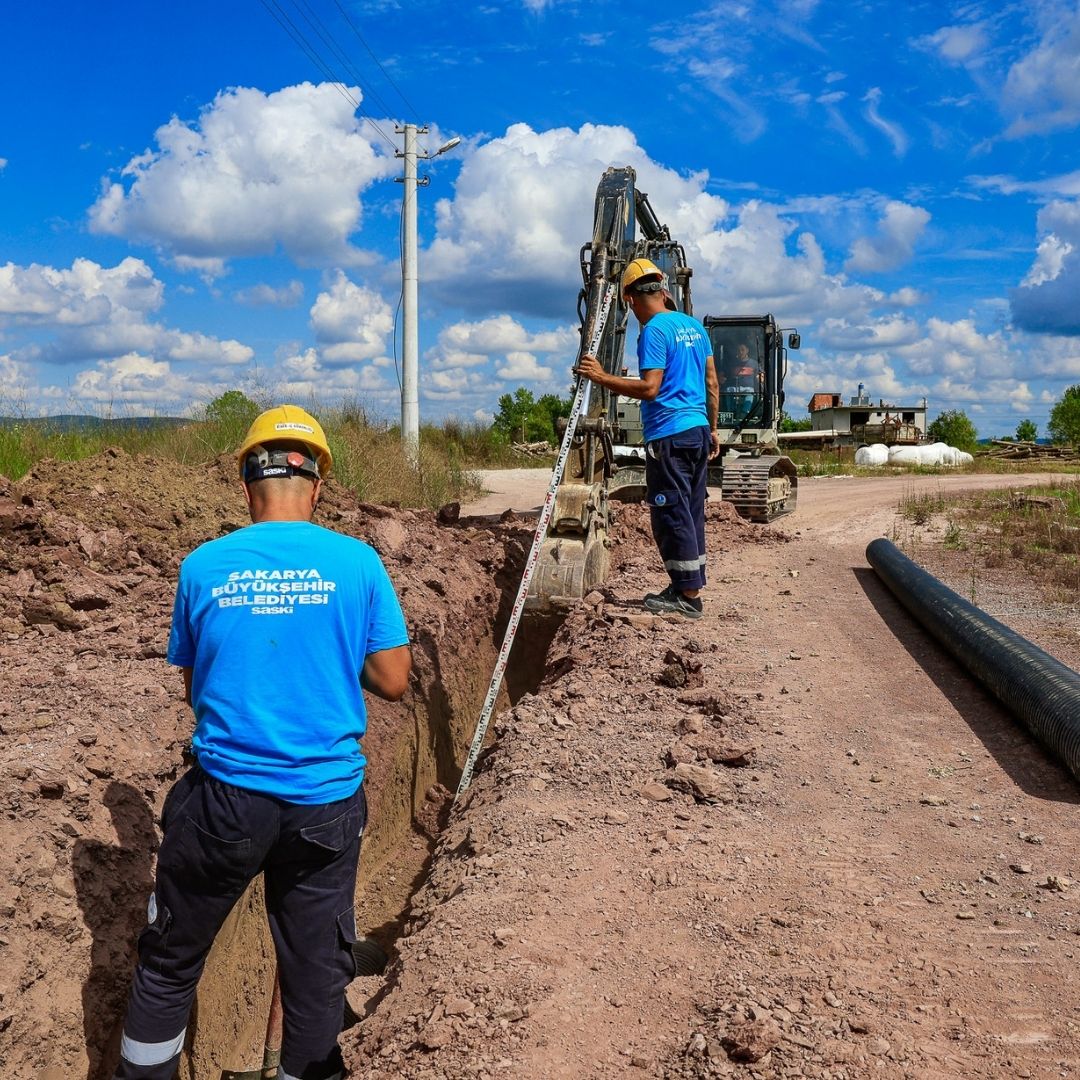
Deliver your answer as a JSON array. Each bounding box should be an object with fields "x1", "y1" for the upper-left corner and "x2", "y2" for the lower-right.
[{"x1": 0, "y1": 450, "x2": 564, "y2": 1080}]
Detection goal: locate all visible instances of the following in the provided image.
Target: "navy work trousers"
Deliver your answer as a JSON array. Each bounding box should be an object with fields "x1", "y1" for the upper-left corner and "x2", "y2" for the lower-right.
[
  {"x1": 113, "y1": 765, "x2": 366, "y2": 1080},
  {"x1": 645, "y1": 425, "x2": 710, "y2": 592}
]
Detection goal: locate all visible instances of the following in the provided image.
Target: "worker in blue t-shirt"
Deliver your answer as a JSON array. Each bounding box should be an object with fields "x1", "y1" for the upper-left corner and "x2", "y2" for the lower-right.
[
  {"x1": 575, "y1": 258, "x2": 720, "y2": 619},
  {"x1": 112, "y1": 406, "x2": 412, "y2": 1080}
]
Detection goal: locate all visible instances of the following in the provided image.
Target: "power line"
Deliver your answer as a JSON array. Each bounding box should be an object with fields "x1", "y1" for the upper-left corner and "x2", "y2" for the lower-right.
[
  {"x1": 258, "y1": 0, "x2": 400, "y2": 156},
  {"x1": 330, "y1": 0, "x2": 421, "y2": 123},
  {"x1": 291, "y1": 0, "x2": 401, "y2": 123},
  {"x1": 257, "y1": 0, "x2": 361, "y2": 114}
]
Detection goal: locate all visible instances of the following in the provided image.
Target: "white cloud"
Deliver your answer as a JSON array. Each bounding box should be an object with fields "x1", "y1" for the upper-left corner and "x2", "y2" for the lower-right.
[
  {"x1": 59, "y1": 352, "x2": 217, "y2": 407},
  {"x1": 424, "y1": 367, "x2": 495, "y2": 401},
  {"x1": 0, "y1": 158, "x2": 8, "y2": 171},
  {"x1": 0, "y1": 257, "x2": 162, "y2": 325},
  {"x1": 310, "y1": 271, "x2": 394, "y2": 366},
  {"x1": 0, "y1": 352, "x2": 31, "y2": 401},
  {"x1": 1003, "y1": 7, "x2": 1080, "y2": 137},
  {"x1": 917, "y1": 24, "x2": 989, "y2": 64},
  {"x1": 496, "y1": 351, "x2": 552, "y2": 382},
  {"x1": 424, "y1": 122, "x2": 886, "y2": 332},
  {"x1": 0, "y1": 257, "x2": 252, "y2": 370},
  {"x1": 817, "y1": 314, "x2": 921, "y2": 351},
  {"x1": 969, "y1": 168, "x2": 1080, "y2": 199},
  {"x1": 845, "y1": 201, "x2": 931, "y2": 273},
  {"x1": 685, "y1": 58, "x2": 768, "y2": 142},
  {"x1": 1022, "y1": 234, "x2": 1073, "y2": 287},
  {"x1": 166, "y1": 331, "x2": 253, "y2": 366},
  {"x1": 275, "y1": 345, "x2": 395, "y2": 401},
  {"x1": 785, "y1": 349, "x2": 918, "y2": 405},
  {"x1": 888, "y1": 287, "x2": 927, "y2": 306},
  {"x1": 424, "y1": 314, "x2": 575, "y2": 402},
  {"x1": 862, "y1": 87, "x2": 910, "y2": 157},
  {"x1": 784, "y1": 320, "x2": 1080, "y2": 428},
  {"x1": 436, "y1": 313, "x2": 574, "y2": 357},
  {"x1": 234, "y1": 280, "x2": 304, "y2": 308},
  {"x1": 1011, "y1": 198, "x2": 1080, "y2": 334},
  {"x1": 425, "y1": 122, "x2": 663, "y2": 315},
  {"x1": 87, "y1": 83, "x2": 398, "y2": 271},
  {"x1": 898, "y1": 317, "x2": 1013, "y2": 379}
]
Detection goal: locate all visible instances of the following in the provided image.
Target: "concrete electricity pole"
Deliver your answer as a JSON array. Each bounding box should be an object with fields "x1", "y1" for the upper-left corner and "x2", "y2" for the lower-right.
[{"x1": 395, "y1": 124, "x2": 460, "y2": 464}]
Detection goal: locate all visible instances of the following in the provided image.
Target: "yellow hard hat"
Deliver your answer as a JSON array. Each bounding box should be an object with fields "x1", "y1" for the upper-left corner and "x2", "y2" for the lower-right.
[
  {"x1": 621, "y1": 258, "x2": 667, "y2": 296},
  {"x1": 237, "y1": 405, "x2": 333, "y2": 480}
]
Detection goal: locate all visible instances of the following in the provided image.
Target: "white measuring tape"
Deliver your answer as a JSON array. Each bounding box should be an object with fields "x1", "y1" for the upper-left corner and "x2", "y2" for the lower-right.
[{"x1": 454, "y1": 283, "x2": 617, "y2": 800}]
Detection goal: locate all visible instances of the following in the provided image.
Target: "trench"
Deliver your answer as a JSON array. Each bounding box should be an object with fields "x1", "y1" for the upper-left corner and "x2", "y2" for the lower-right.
[{"x1": 181, "y1": 578, "x2": 563, "y2": 1078}]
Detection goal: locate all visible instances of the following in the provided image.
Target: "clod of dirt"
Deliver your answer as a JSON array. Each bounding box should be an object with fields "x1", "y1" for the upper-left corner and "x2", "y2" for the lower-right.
[
  {"x1": 436, "y1": 501, "x2": 460, "y2": 525},
  {"x1": 658, "y1": 648, "x2": 704, "y2": 689},
  {"x1": 640, "y1": 781, "x2": 672, "y2": 802},
  {"x1": 721, "y1": 1015, "x2": 781, "y2": 1062},
  {"x1": 669, "y1": 762, "x2": 731, "y2": 803}
]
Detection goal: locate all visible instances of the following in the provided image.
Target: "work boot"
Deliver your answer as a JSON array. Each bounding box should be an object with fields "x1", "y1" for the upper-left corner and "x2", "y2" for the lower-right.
[
  {"x1": 643, "y1": 584, "x2": 703, "y2": 619},
  {"x1": 643, "y1": 583, "x2": 678, "y2": 605}
]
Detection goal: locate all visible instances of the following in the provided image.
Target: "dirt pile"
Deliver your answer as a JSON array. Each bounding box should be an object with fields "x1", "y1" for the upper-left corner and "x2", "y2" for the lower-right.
[
  {"x1": 0, "y1": 451, "x2": 533, "y2": 1079},
  {"x1": 342, "y1": 600, "x2": 772, "y2": 1078}
]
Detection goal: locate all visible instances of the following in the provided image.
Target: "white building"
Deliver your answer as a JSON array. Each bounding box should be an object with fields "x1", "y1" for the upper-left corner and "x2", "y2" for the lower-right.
[{"x1": 806, "y1": 384, "x2": 928, "y2": 446}]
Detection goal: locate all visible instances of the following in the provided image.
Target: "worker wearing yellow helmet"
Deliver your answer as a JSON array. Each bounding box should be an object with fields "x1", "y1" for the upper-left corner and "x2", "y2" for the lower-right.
[
  {"x1": 112, "y1": 405, "x2": 412, "y2": 1080},
  {"x1": 235, "y1": 403, "x2": 333, "y2": 483},
  {"x1": 575, "y1": 258, "x2": 720, "y2": 619}
]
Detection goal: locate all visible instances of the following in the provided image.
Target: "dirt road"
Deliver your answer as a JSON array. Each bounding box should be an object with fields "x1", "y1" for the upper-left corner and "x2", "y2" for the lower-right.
[{"x1": 345, "y1": 469, "x2": 1080, "y2": 1079}]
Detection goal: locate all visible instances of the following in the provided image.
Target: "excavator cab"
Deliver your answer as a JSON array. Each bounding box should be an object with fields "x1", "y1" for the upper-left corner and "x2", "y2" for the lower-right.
[
  {"x1": 704, "y1": 314, "x2": 799, "y2": 522},
  {"x1": 712, "y1": 323, "x2": 769, "y2": 429}
]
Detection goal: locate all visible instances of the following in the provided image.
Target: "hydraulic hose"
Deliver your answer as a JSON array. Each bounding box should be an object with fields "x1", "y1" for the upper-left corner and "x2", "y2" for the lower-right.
[{"x1": 865, "y1": 538, "x2": 1080, "y2": 784}]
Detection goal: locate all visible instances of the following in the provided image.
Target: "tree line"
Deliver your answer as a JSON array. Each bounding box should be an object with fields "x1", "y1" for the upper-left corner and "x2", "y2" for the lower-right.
[{"x1": 200, "y1": 383, "x2": 1080, "y2": 455}]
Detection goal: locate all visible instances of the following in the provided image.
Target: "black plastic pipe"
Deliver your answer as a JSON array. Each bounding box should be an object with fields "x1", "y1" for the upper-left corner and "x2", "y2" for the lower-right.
[{"x1": 866, "y1": 537, "x2": 1080, "y2": 784}]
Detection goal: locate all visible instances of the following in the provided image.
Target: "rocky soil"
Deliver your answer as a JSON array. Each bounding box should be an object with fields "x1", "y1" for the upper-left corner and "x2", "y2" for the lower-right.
[{"x1": 2, "y1": 458, "x2": 1079, "y2": 1080}]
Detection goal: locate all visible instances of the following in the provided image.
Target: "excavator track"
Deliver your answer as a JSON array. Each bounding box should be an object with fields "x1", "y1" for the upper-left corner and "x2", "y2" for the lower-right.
[{"x1": 720, "y1": 454, "x2": 798, "y2": 523}]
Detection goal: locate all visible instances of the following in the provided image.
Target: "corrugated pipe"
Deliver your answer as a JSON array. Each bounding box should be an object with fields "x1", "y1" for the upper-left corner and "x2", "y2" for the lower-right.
[{"x1": 865, "y1": 538, "x2": 1080, "y2": 784}]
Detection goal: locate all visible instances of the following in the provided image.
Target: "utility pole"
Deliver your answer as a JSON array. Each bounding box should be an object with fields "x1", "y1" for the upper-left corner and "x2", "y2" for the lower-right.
[{"x1": 395, "y1": 125, "x2": 460, "y2": 465}]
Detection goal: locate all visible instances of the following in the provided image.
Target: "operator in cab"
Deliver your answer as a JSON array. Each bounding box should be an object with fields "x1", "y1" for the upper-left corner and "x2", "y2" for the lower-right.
[
  {"x1": 725, "y1": 341, "x2": 763, "y2": 420},
  {"x1": 575, "y1": 258, "x2": 720, "y2": 620}
]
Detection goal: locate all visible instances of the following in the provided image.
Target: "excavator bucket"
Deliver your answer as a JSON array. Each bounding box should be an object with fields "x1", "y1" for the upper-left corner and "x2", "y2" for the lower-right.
[{"x1": 528, "y1": 482, "x2": 611, "y2": 608}]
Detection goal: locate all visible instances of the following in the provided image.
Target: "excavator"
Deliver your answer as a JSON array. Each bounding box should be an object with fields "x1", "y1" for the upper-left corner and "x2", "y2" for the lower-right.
[{"x1": 528, "y1": 166, "x2": 801, "y2": 608}]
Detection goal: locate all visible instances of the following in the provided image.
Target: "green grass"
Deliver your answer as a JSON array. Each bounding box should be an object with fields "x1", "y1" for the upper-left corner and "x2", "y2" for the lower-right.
[
  {"x1": 899, "y1": 486, "x2": 947, "y2": 525},
  {"x1": 898, "y1": 476, "x2": 1080, "y2": 601},
  {"x1": 0, "y1": 397, "x2": 532, "y2": 510}
]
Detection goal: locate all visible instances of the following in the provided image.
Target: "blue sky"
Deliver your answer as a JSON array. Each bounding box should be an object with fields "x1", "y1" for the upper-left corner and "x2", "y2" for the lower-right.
[{"x1": 1, "y1": 0, "x2": 1079, "y2": 437}]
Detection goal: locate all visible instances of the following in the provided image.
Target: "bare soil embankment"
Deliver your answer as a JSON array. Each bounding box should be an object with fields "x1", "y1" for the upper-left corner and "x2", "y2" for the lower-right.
[{"x1": 0, "y1": 451, "x2": 535, "y2": 1079}]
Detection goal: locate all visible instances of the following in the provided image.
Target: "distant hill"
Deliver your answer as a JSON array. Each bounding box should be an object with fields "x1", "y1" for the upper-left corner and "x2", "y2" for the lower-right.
[{"x1": 0, "y1": 414, "x2": 190, "y2": 432}]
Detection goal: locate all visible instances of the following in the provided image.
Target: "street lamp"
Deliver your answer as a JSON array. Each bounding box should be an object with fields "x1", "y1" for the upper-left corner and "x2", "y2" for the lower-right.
[{"x1": 396, "y1": 125, "x2": 460, "y2": 463}]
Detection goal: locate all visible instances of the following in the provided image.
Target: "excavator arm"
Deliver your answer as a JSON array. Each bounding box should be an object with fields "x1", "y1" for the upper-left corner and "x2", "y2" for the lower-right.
[{"x1": 528, "y1": 166, "x2": 691, "y2": 607}]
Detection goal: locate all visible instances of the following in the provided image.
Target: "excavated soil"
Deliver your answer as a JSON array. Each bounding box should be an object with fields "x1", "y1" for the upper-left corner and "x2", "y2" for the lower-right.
[
  {"x1": 0, "y1": 450, "x2": 538, "y2": 1078},
  {"x1": 2, "y1": 460, "x2": 1080, "y2": 1080}
]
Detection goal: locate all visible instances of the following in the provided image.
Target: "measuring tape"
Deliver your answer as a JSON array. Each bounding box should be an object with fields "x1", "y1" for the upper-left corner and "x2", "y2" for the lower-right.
[{"x1": 454, "y1": 282, "x2": 617, "y2": 800}]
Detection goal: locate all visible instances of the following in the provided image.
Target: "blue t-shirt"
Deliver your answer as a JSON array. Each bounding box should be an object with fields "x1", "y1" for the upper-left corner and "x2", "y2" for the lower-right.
[
  {"x1": 637, "y1": 311, "x2": 711, "y2": 442},
  {"x1": 167, "y1": 521, "x2": 409, "y2": 804}
]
